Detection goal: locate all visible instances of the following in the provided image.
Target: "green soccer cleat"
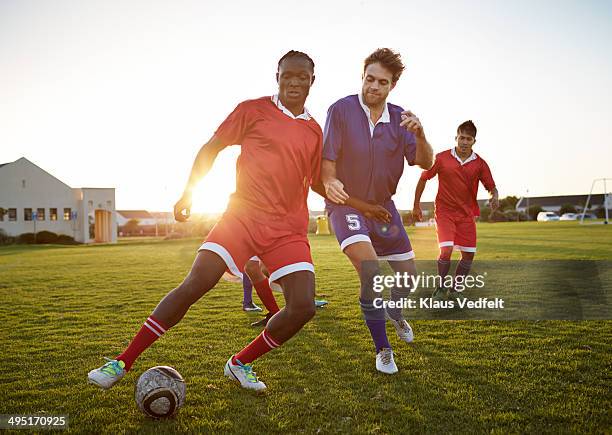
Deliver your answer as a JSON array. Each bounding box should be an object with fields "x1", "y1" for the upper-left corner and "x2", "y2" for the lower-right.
[
  {"x1": 88, "y1": 358, "x2": 126, "y2": 390},
  {"x1": 432, "y1": 287, "x2": 448, "y2": 301},
  {"x1": 449, "y1": 290, "x2": 467, "y2": 305}
]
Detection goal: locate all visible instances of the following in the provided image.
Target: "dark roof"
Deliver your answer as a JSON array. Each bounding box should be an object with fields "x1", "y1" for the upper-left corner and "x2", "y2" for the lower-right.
[
  {"x1": 516, "y1": 194, "x2": 607, "y2": 209},
  {"x1": 117, "y1": 210, "x2": 154, "y2": 219}
]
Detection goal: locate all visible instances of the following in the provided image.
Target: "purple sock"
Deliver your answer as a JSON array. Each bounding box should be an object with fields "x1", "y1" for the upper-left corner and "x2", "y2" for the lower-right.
[
  {"x1": 360, "y1": 298, "x2": 390, "y2": 352},
  {"x1": 242, "y1": 274, "x2": 253, "y2": 306}
]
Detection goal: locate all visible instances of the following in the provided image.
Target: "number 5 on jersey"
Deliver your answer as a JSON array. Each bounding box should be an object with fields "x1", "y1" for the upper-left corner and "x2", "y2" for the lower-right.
[{"x1": 346, "y1": 214, "x2": 361, "y2": 231}]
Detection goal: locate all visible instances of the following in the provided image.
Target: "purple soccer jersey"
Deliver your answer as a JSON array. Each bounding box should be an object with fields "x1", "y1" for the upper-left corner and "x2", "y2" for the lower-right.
[
  {"x1": 323, "y1": 95, "x2": 417, "y2": 204},
  {"x1": 328, "y1": 200, "x2": 414, "y2": 259}
]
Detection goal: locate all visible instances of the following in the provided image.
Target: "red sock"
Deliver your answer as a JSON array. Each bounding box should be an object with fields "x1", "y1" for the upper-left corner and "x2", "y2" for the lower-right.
[
  {"x1": 116, "y1": 315, "x2": 168, "y2": 371},
  {"x1": 253, "y1": 279, "x2": 280, "y2": 314},
  {"x1": 232, "y1": 329, "x2": 282, "y2": 365}
]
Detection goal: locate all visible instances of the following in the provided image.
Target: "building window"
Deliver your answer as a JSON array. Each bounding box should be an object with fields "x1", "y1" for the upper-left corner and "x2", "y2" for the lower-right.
[
  {"x1": 24, "y1": 208, "x2": 33, "y2": 221},
  {"x1": 22, "y1": 180, "x2": 26, "y2": 188},
  {"x1": 37, "y1": 208, "x2": 45, "y2": 221},
  {"x1": 64, "y1": 208, "x2": 72, "y2": 220},
  {"x1": 8, "y1": 208, "x2": 17, "y2": 221},
  {"x1": 50, "y1": 208, "x2": 58, "y2": 221}
]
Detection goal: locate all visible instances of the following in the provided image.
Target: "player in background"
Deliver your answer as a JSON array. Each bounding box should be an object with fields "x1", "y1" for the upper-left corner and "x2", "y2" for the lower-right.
[
  {"x1": 244, "y1": 258, "x2": 329, "y2": 328},
  {"x1": 322, "y1": 48, "x2": 434, "y2": 374},
  {"x1": 88, "y1": 51, "x2": 390, "y2": 392},
  {"x1": 413, "y1": 120, "x2": 498, "y2": 301},
  {"x1": 242, "y1": 271, "x2": 262, "y2": 312}
]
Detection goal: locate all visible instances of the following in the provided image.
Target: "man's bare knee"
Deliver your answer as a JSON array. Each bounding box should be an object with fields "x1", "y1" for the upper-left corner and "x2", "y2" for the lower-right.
[{"x1": 287, "y1": 300, "x2": 316, "y2": 324}]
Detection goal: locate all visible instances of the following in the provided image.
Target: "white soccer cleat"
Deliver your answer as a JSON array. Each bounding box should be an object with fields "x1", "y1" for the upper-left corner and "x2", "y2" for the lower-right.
[
  {"x1": 88, "y1": 358, "x2": 126, "y2": 389},
  {"x1": 224, "y1": 356, "x2": 267, "y2": 391},
  {"x1": 376, "y1": 348, "x2": 398, "y2": 374},
  {"x1": 388, "y1": 316, "x2": 414, "y2": 343}
]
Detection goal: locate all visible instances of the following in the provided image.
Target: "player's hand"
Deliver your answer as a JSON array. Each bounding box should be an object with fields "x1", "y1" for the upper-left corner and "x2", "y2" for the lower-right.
[
  {"x1": 324, "y1": 178, "x2": 349, "y2": 204},
  {"x1": 400, "y1": 110, "x2": 425, "y2": 138},
  {"x1": 364, "y1": 204, "x2": 392, "y2": 223},
  {"x1": 489, "y1": 195, "x2": 499, "y2": 211},
  {"x1": 412, "y1": 205, "x2": 423, "y2": 222},
  {"x1": 174, "y1": 193, "x2": 192, "y2": 222}
]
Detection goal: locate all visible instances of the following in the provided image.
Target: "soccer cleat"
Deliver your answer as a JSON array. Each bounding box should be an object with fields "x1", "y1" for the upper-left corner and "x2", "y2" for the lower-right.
[
  {"x1": 224, "y1": 356, "x2": 267, "y2": 391},
  {"x1": 432, "y1": 287, "x2": 448, "y2": 301},
  {"x1": 250, "y1": 312, "x2": 273, "y2": 327},
  {"x1": 243, "y1": 301, "x2": 263, "y2": 312},
  {"x1": 315, "y1": 299, "x2": 329, "y2": 308},
  {"x1": 88, "y1": 358, "x2": 126, "y2": 389},
  {"x1": 449, "y1": 290, "x2": 467, "y2": 305},
  {"x1": 387, "y1": 315, "x2": 414, "y2": 343},
  {"x1": 376, "y1": 348, "x2": 398, "y2": 374}
]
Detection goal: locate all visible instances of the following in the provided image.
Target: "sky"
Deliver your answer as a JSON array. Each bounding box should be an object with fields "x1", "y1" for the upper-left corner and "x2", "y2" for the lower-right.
[{"x1": 1, "y1": 0, "x2": 611, "y2": 213}]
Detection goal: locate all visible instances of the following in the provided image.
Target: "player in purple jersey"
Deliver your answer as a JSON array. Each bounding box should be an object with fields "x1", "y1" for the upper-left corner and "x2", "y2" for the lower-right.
[{"x1": 322, "y1": 48, "x2": 434, "y2": 374}]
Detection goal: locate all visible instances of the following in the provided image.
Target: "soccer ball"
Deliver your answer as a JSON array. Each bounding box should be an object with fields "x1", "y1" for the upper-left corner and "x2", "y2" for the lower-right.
[{"x1": 135, "y1": 366, "x2": 186, "y2": 418}]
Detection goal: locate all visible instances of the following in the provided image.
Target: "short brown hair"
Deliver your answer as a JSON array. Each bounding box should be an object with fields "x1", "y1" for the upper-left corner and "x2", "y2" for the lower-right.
[
  {"x1": 364, "y1": 48, "x2": 405, "y2": 84},
  {"x1": 457, "y1": 120, "x2": 477, "y2": 138}
]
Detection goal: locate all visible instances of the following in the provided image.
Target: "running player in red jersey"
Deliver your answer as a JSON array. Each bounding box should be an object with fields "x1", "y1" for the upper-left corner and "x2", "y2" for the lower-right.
[
  {"x1": 413, "y1": 120, "x2": 498, "y2": 300},
  {"x1": 88, "y1": 51, "x2": 388, "y2": 392}
]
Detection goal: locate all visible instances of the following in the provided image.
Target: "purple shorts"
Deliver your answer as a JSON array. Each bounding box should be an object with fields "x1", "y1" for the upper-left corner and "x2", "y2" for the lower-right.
[{"x1": 327, "y1": 200, "x2": 415, "y2": 261}]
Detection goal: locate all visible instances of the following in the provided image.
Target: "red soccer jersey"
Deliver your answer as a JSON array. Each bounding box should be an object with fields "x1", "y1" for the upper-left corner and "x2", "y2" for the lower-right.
[
  {"x1": 213, "y1": 97, "x2": 323, "y2": 234},
  {"x1": 420, "y1": 149, "x2": 496, "y2": 217}
]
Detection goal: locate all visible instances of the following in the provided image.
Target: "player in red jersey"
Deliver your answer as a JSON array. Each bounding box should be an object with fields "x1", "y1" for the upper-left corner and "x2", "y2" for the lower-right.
[
  {"x1": 413, "y1": 120, "x2": 498, "y2": 300},
  {"x1": 88, "y1": 51, "x2": 389, "y2": 392}
]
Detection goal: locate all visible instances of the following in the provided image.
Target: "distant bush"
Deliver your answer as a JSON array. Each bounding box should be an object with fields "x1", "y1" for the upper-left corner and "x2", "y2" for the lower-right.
[
  {"x1": 36, "y1": 231, "x2": 59, "y2": 244},
  {"x1": 527, "y1": 205, "x2": 543, "y2": 221},
  {"x1": 57, "y1": 234, "x2": 78, "y2": 245},
  {"x1": 479, "y1": 207, "x2": 491, "y2": 222},
  {"x1": 0, "y1": 229, "x2": 15, "y2": 245},
  {"x1": 559, "y1": 203, "x2": 577, "y2": 215},
  {"x1": 17, "y1": 233, "x2": 36, "y2": 244},
  {"x1": 503, "y1": 210, "x2": 528, "y2": 222}
]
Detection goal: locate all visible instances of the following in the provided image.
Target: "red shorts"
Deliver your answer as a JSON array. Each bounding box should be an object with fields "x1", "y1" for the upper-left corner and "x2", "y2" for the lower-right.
[
  {"x1": 435, "y1": 214, "x2": 477, "y2": 252},
  {"x1": 198, "y1": 212, "x2": 314, "y2": 283}
]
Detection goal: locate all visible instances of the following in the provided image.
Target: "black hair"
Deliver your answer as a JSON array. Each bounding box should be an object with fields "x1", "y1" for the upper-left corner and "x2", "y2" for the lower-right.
[{"x1": 277, "y1": 50, "x2": 315, "y2": 71}]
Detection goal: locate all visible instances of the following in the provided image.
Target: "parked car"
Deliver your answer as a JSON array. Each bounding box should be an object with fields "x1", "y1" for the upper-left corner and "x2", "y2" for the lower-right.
[
  {"x1": 560, "y1": 213, "x2": 578, "y2": 221},
  {"x1": 581, "y1": 213, "x2": 597, "y2": 219},
  {"x1": 537, "y1": 211, "x2": 560, "y2": 222}
]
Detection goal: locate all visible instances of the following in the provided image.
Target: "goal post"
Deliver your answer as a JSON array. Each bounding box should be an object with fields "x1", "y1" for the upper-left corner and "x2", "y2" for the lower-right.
[{"x1": 580, "y1": 178, "x2": 610, "y2": 225}]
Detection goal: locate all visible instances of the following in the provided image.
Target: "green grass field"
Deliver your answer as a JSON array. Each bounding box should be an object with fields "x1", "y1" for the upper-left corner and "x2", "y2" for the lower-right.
[{"x1": 1, "y1": 222, "x2": 611, "y2": 433}]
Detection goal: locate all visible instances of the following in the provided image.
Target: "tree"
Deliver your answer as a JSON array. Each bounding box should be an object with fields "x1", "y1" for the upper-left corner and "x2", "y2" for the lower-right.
[
  {"x1": 499, "y1": 196, "x2": 519, "y2": 211},
  {"x1": 123, "y1": 218, "x2": 141, "y2": 235},
  {"x1": 527, "y1": 205, "x2": 543, "y2": 221},
  {"x1": 479, "y1": 207, "x2": 491, "y2": 222},
  {"x1": 559, "y1": 203, "x2": 577, "y2": 215}
]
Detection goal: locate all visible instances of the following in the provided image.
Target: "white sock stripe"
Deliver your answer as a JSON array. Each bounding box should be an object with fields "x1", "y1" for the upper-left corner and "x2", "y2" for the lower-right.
[
  {"x1": 263, "y1": 330, "x2": 280, "y2": 347},
  {"x1": 147, "y1": 317, "x2": 166, "y2": 333},
  {"x1": 261, "y1": 331, "x2": 278, "y2": 349},
  {"x1": 144, "y1": 322, "x2": 162, "y2": 337}
]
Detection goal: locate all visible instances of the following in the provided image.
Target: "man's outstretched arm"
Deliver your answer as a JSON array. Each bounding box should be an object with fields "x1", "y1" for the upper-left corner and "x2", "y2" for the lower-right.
[{"x1": 174, "y1": 136, "x2": 227, "y2": 221}]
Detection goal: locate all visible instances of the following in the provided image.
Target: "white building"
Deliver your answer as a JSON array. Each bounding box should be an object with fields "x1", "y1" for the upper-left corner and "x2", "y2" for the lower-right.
[
  {"x1": 0, "y1": 157, "x2": 117, "y2": 244},
  {"x1": 116, "y1": 210, "x2": 157, "y2": 226}
]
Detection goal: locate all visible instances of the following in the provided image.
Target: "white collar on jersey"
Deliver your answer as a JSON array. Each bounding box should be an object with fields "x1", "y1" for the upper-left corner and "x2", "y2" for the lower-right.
[
  {"x1": 451, "y1": 147, "x2": 478, "y2": 165},
  {"x1": 357, "y1": 92, "x2": 390, "y2": 137},
  {"x1": 358, "y1": 92, "x2": 390, "y2": 124},
  {"x1": 271, "y1": 94, "x2": 311, "y2": 120}
]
